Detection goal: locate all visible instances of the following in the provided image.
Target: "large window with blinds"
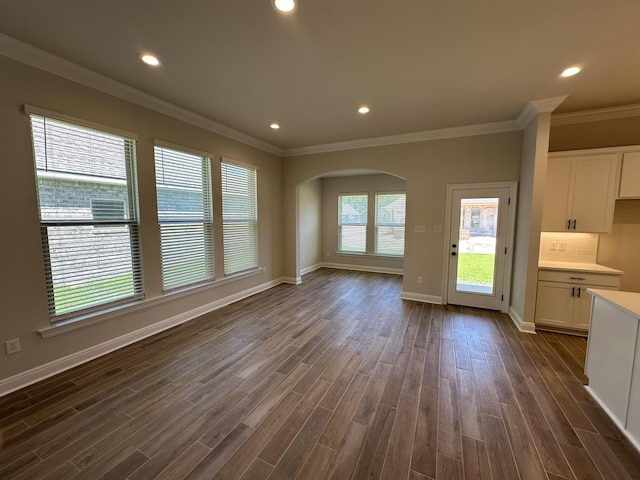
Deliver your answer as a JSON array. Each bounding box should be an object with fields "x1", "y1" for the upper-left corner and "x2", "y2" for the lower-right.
[
  {"x1": 154, "y1": 144, "x2": 214, "y2": 291},
  {"x1": 338, "y1": 194, "x2": 368, "y2": 253},
  {"x1": 221, "y1": 160, "x2": 258, "y2": 275},
  {"x1": 28, "y1": 111, "x2": 142, "y2": 320},
  {"x1": 375, "y1": 193, "x2": 406, "y2": 255}
]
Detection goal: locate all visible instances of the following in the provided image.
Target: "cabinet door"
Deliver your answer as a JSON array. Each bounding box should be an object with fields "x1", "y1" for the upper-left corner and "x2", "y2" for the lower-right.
[
  {"x1": 571, "y1": 155, "x2": 619, "y2": 232},
  {"x1": 574, "y1": 285, "x2": 616, "y2": 330},
  {"x1": 619, "y1": 152, "x2": 640, "y2": 198},
  {"x1": 535, "y1": 281, "x2": 574, "y2": 328},
  {"x1": 542, "y1": 159, "x2": 573, "y2": 232}
]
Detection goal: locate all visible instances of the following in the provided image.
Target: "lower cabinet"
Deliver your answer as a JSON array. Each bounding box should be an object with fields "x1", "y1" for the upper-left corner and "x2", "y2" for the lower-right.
[{"x1": 535, "y1": 269, "x2": 621, "y2": 332}]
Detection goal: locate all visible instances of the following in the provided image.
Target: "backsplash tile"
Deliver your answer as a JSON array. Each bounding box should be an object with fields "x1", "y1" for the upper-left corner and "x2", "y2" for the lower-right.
[{"x1": 539, "y1": 232, "x2": 599, "y2": 263}]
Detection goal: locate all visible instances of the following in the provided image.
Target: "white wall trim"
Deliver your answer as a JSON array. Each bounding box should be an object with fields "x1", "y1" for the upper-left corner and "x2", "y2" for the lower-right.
[
  {"x1": 552, "y1": 103, "x2": 640, "y2": 126},
  {"x1": 322, "y1": 262, "x2": 403, "y2": 275},
  {"x1": 281, "y1": 276, "x2": 302, "y2": 284},
  {"x1": 282, "y1": 120, "x2": 522, "y2": 157},
  {"x1": 508, "y1": 306, "x2": 537, "y2": 334},
  {"x1": 300, "y1": 263, "x2": 323, "y2": 275},
  {"x1": 0, "y1": 277, "x2": 288, "y2": 397},
  {"x1": 0, "y1": 33, "x2": 283, "y2": 157},
  {"x1": 518, "y1": 96, "x2": 568, "y2": 128},
  {"x1": 401, "y1": 292, "x2": 443, "y2": 304}
]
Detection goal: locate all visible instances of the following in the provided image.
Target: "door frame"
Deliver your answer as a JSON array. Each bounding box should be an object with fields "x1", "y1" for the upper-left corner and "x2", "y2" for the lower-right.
[{"x1": 442, "y1": 181, "x2": 518, "y2": 313}]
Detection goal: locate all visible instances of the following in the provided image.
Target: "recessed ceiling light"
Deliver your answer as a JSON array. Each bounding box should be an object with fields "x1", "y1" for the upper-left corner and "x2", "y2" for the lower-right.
[
  {"x1": 560, "y1": 66, "x2": 582, "y2": 77},
  {"x1": 272, "y1": 0, "x2": 297, "y2": 14},
  {"x1": 270, "y1": 123, "x2": 280, "y2": 130},
  {"x1": 358, "y1": 106, "x2": 370, "y2": 114},
  {"x1": 139, "y1": 54, "x2": 160, "y2": 66}
]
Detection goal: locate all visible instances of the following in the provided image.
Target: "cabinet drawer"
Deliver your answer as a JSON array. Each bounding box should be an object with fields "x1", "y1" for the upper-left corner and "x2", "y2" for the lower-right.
[{"x1": 538, "y1": 269, "x2": 621, "y2": 287}]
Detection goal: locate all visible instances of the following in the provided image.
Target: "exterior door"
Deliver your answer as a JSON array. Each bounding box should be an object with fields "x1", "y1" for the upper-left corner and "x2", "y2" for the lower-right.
[{"x1": 446, "y1": 186, "x2": 512, "y2": 310}]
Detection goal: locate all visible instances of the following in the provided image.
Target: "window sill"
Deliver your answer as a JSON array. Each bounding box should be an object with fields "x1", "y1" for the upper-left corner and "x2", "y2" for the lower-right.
[
  {"x1": 335, "y1": 251, "x2": 404, "y2": 260},
  {"x1": 38, "y1": 267, "x2": 265, "y2": 338}
]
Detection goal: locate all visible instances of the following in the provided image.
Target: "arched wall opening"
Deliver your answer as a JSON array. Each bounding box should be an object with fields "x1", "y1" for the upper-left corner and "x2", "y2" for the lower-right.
[{"x1": 296, "y1": 169, "x2": 407, "y2": 282}]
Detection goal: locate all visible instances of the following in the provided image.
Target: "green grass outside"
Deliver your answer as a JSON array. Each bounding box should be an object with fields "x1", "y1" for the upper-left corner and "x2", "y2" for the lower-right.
[
  {"x1": 53, "y1": 274, "x2": 135, "y2": 315},
  {"x1": 457, "y1": 253, "x2": 495, "y2": 286}
]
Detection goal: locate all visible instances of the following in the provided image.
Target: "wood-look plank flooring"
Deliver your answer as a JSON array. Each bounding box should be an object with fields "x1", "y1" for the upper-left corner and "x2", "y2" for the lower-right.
[{"x1": 2, "y1": 268, "x2": 640, "y2": 479}]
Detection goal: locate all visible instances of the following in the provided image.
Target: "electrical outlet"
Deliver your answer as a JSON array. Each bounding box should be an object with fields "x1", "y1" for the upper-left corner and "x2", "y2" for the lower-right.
[
  {"x1": 5, "y1": 338, "x2": 21, "y2": 355},
  {"x1": 433, "y1": 225, "x2": 442, "y2": 233},
  {"x1": 418, "y1": 276, "x2": 424, "y2": 284},
  {"x1": 550, "y1": 241, "x2": 557, "y2": 251},
  {"x1": 558, "y1": 241, "x2": 567, "y2": 251}
]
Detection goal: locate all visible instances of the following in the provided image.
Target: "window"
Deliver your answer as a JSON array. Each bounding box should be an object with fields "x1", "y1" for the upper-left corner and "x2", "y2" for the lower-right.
[
  {"x1": 338, "y1": 194, "x2": 368, "y2": 253},
  {"x1": 154, "y1": 144, "x2": 214, "y2": 290},
  {"x1": 221, "y1": 160, "x2": 258, "y2": 275},
  {"x1": 91, "y1": 198, "x2": 126, "y2": 229},
  {"x1": 28, "y1": 111, "x2": 142, "y2": 319},
  {"x1": 375, "y1": 193, "x2": 406, "y2": 256}
]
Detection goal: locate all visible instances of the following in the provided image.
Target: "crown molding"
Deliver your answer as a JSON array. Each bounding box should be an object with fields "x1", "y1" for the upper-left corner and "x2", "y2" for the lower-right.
[
  {"x1": 282, "y1": 119, "x2": 522, "y2": 157},
  {"x1": 517, "y1": 95, "x2": 568, "y2": 128},
  {"x1": 0, "y1": 33, "x2": 284, "y2": 157},
  {"x1": 551, "y1": 103, "x2": 640, "y2": 126}
]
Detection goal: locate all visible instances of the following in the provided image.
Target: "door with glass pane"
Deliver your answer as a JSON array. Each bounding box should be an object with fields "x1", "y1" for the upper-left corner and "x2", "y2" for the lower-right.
[{"x1": 447, "y1": 186, "x2": 511, "y2": 310}]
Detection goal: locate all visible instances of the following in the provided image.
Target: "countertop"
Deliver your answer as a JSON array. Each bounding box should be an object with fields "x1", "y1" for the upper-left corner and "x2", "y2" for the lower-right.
[
  {"x1": 588, "y1": 289, "x2": 640, "y2": 318},
  {"x1": 538, "y1": 261, "x2": 624, "y2": 275}
]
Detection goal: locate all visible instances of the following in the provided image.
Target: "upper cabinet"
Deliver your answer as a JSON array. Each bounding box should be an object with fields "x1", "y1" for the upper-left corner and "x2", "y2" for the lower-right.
[
  {"x1": 543, "y1": 153, "x2": 620, "y2": 233},
  {"x1": 619, "y1": 152, "x2": 640, "y2": 199}
]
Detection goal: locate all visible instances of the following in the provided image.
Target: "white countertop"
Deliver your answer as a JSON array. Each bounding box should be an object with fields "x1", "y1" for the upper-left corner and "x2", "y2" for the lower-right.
[
  {"x1": 588, "y1": 289, "x2": 640, "y2": 318},
  {"x1": 538, "y1": 261, "x2": 624, "y2": 275}
]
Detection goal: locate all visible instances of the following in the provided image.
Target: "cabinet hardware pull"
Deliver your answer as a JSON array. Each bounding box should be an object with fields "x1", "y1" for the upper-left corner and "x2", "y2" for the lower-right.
[
  {"x1": 573, "y1": 219, "x2": 577, "y2": 230},
  {"x1": 569, "y1": 277, "x2": 586, "y2": 281},
  {"x1": 571, "y1": 287, "x2": 575, "y2": 297},
  {"x1": 567, "y1": 219, "x2": 571, "y2": 230},
  {"x1": 577, "y1": 287, "x2": 581, "y2": 298}
]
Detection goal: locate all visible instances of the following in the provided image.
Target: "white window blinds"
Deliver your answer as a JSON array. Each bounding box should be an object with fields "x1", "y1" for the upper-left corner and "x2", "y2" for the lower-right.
[
  {"x1": 338, "y1": 194, "x2": 368, "y2": 253},
  {"x1": 221, "y1": 161, "x2": 258, "y2": 275},
  {"x1": 375, "y1": 193, "x2": 406, "y2": 256},
  {"x1": 154, "y1": 145, "x2": 214, "y2": 290},
  {"x1": 29, "y1": 114, "x2": 143, "y2": 319}
]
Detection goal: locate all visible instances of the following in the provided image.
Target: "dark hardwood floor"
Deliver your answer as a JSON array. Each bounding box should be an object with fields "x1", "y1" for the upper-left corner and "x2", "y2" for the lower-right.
[{"x1": 1, "y1": 269, "x2": 640, "y2": 479}]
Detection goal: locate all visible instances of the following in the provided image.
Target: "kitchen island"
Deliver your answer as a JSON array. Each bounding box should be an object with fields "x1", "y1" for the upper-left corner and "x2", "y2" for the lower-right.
[{"x1": 585, "y1": 289, "x2": 640, "y2": 452}]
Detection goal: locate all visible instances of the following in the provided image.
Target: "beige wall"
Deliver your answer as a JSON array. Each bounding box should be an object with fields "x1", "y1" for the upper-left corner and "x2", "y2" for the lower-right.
[
  {"x1": 598, "y1": 200, "x2": 640, "y2": 292},
  {"x1": 298, "y1": 178, "x2": 322, "y2": 271},
  {"x1": 550, "y1": 117, "x2": 640, "y2": 152},
  {"x1": 283, "y1": 132, "x2": 523, "y2": 298},
  {"x1": 0, "y1": 56, "x2": 283, "y2": 383},
  {"x1": 321, "y1": 174, "x2": 405, "y2": 272}
]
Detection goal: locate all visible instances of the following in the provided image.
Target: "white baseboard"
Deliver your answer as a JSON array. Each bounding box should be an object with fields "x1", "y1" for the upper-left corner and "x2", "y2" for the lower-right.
[
  {"x1": 0, "y1": 277, "x2": 286, "y2": 397},
  {"x1": 300, "y1": 263, "x2": 323, "y2": 275},
  {"x1": 401, "y1": 292, "x2": 442, "y2": 304},
  {"x1": 281, "y1": 276, "x2": 302, "y2": 285},
  {"x1": 508, "y1": 306, "x2": 536, "y2": 334},
  {"x1": 322, "y1": 262, "x2": 403, "y2": 275}
]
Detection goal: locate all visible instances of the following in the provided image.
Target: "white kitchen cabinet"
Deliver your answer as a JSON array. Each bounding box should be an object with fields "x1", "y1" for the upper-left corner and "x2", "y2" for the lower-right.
[
  {"x1": 585, "y1": 289, "x2": 640, "y2": 452},
  {"x1": 619, "y1": 151, "x2": 640, "y2": 198},
  {"x1": 535, "y1": 268, "x2": 621, "y2": 332},
  {"x1": 543, "y1": 154, "x2": 620, "y2": 233}
]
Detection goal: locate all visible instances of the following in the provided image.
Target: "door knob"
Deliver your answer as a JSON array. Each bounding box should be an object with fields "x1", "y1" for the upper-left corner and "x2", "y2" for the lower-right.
[
  {"x1": 451, "y1": 252, "x2": 457, "y2": 256},
  {"x1": 451, "y1": 244, "x2": 457, "y2": 248}
]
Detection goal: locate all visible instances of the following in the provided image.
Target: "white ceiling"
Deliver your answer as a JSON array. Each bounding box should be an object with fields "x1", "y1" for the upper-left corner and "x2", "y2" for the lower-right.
[{"x1": 1, "y1": 0, "x2": 639, "y2": 151}]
